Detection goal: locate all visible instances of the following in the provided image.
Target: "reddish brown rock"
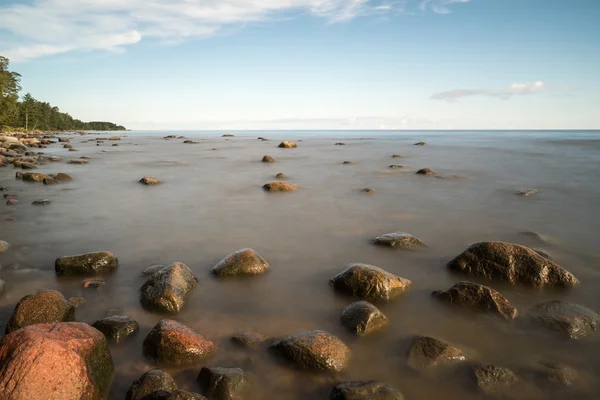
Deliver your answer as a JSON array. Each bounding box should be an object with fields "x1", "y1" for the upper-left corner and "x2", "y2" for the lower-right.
[
  {"x1": 212, "y1": 248, "x2": 270, "y2": 277},
  {"x1": 6, "y1": 290, "x2": 75, "y2": 334},
  {"x1": 140, "y1": 176, "x2": 160, "y2": 185},
  {"x1": 262, "y1": 181, "x2": 299, "y2": 192},
  {"x1": 340, "y1": 301, "x2": 388, "y2": 336},
  {"x1": 53, "y1": 172, "x2": 73, "y2": 182},
  {"x1": 330, "y1": 263, "x2": 412, "y2": 300}
]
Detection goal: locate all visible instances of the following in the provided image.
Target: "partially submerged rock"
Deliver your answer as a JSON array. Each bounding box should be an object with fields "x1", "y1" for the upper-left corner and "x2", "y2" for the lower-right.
[
  {"x1": 140, "y1": 176, "x2": 161, "y2": 185},
  {"x1": 472, "y1": 365, "x2": 519, "y2": 397},
  {"x1": 262, "y1": 181, "x2": 299, "y2": 192},
  {"x1": 275, "y1": 172, "x2": 288, "y2": 179},
  {"x1": 414, "y1": 142, "x2": 427, "y2": 146},
  {"x1": 22, "y1": 172, "x2": 48, "y2": 182},
  {"x1": 212, "y1": 248, "x2": 270, "y2": 277},
  {"x1": 432, "y1": 281, "x2": 518, "y2": 321},
  {"x1": 55, "y1": 251, "x2": 118, "y2": 276},
  {"x1": 126, "y1": 368, "x2": 178, "y2": 400},
  {"x1": 270, "y1": 330, "x2": 350, "y2": 372},
  {"x1": 143, "y1": 320, "x2": 216, "y2": 366},
  {"x1": 68, "y1": 159, "x2": 88, "y2": 164},
  {"x1": 143, "y1": 264, "x2": 169, "y2": 276},
  {"x1": 330, "y1": 263, "x2": 412, "y2": 300},
  {"x1": 373, "y1": 232, "x2": 427, "y2": 250},
  {"x1": 231, "y1": 332, "x2": 267, "y2": 349},
  {"x1": 529, "y1": 301, "x2": 599, "y2": 339},
  {"x1": 197, "y1": 367, "x2": 247, "y2": 400},
  {"x1": 32, "y1": 199, "x2": 51, "y2": 205},
  {"x1": 92, "y1": 315, "x2": 140, "y2": 343},
  {"x1": 335, "y1": 142, "x2": 346, "y2": 146},
  {"x1": 330, "y1": 381, "x2": 404, "y2": 400},
  {"x1": 0, "y1": 240, "x2": 10, "y2": 254},
  {"x1": 53, "y1": 172, "x2": 72, "y2": 181},
  {"x1": 447, "y1": 242, "x2": 579, "y2": 288},
  {"x1": 407, "y1": 336, "x2": 466, "y2": 371},
  {"x1": 340, "y1": 301, "x2": 388, "y2": 336},
  {"x1": 6, "y1": 289, "x2": 75, "y2": 333},
  {"x1": 0, "y1": 322, "x2": 114, "y2": 400},
  {"x1": 278, "y1": 141, "x2": 297, "y2": 148},
  {"x1": 517, "y1": 189, "x2": 538, "y2": 196},
  {"x1": 540, "y1": 362, "x2": 578, "y2": 387},
  {"x1": 361, "y1": 188, "x2": 375, "y2": 194},
  {"x1": 262, "y1": 155, "x2": 275, "y2": 163},
  {"x1": 389, "y1": 164, "x2": 403, "y2": 169},
  {"x1": 140, "y1": 262, "x2": 198, "y2": 313},
  {"x1": 416, "y1": 168, "x2": 435, "y2": 175}
]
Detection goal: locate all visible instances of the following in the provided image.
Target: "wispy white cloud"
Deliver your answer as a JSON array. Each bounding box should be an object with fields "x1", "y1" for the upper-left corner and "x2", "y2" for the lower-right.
[
  {"x1": 420, "y1": 0, "x2": 470, "y2": 14},
  {"x1": 431, "y1": 81, "x2": 551, "y2": 102},
  {"x1": 0, "y1": 0, "x2": 471, "y2": 62}
]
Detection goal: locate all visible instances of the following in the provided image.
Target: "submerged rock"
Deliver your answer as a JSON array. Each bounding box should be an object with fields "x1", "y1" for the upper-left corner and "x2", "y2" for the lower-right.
[
  {"x1": 414, "y1": 142, "x2": 427, "y2": 146},
  {"x1": 391, "y1": 154, "x2": 403, "y2": 158},
  {"x1": 330, "y1": 381, "x2": 404, "y2": 400},
  {"x1": 340, "y1": 301, "x2": 388, "y2": 336},
  {"x1": 262, "y1": 181, "x2": 299, "y2": 192},
  {"x1": 68, "y1": 159, "x2": 88, "y2": 164},
  {"x1": 278, "y1": 141, "x2": 297, "y2": 148},
  {"x1": 140, "y1": 176, "x2": 161, "y2": 185},
  {"x1": 55, "y1": 251, "x2": 118, "y2": 276},
  {"x1": 262, "y1": 155, "x2": 275, "y2": 163},
  {"x1": 447, "y1": 242, "x2": 578, "y2": 288},
  {"x1": 361, "y1": 188, "x2": 375, "y2": 194},
  {"x1": 92, "y1": 315, "x2": 140, "y2": 343},
  {"x1": 407, "y1": 336, "x2": 466, "y2": 371},
  {"x1": 389, "y1": 164, "x2": 403, "y2": 169},
  {"x1": 143, "y1": 319, "x2": 216, "y2": 366},
  {"x1": 416, "y1": 168, "x2": 435, "y2": 175},
  {"x1": 335, "y1": 142, "x2": 346, "y2": 146},
  {"x1": 275, "y1": 172, "x2": 288, "y2": 179},
  {"x1": 0, "y1": 240, "x2": 10, "y2": 254},
  {"x1": 432, "y1": 281, "x2": 518, "y2": 321},
  {"x1": 373, "y1": 232, "x2": 427, "y2": 250},
  {"x1": 330, "y1": 263, "x2": 412, "y2": 300},
  {"x1": 126, "y1": 368, "x2": 178, "y2": 400},
  {"x1": 32, "y1": 199, "x2": 51, "y2": 205},
  {"x1": 231, "y1": 332, "x2": 267, "y2": 349},
  {"x1": 0, "y1": 322, "x2": 114, "y2": 400},
  {"x1": 22, "y1": 172, "x2": 48, "y2": 182},
  {"x1": 540, "y1": 362, "x2": 578, "y2": 387},
  {"x1": 342, "y1": 161, "x2": 353, "y2": 164},
  {"x1": 197, "y1": 367, "x2": 247, "y2": 400},
  {"x1": 212, "y1": 248, "x2": 270, "y2": 277},
  {"x1": 472, "y1": 365, "x2": 519, "y2": 397},
  {"x1": 53, "y1": 172, "x2": 73, "y2": 181},
  {"x1": 43, "y1": 177, "x2": 59, "y2": 185},
  {"x1": 517, "y1": 189, "x2": 538, "y2": 196},
  {"x1": 140, "y1": 262, "x2": 198, "y2": 313},
  {"x1": 529, "y1": 301, "x2": 599, "y2": 339},
  {"x1": 270, "y1": 330, "x2": 350, "y2": 372},
  {"x1": 6, "y1": 289, "x2": 75, "y2": 333}
]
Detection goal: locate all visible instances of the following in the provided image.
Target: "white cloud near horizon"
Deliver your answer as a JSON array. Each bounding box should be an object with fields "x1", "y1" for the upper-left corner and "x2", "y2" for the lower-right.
[
  {"x1": 431, "y1": 81, "x2": 549, "y2": 102},
  {"x1": 0, "y1": 0, "x2": 472, "y2": 62}
]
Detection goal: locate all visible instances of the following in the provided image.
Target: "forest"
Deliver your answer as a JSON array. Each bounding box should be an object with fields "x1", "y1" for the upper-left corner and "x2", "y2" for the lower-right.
[{"x1": 0, "y1": 56, "x2": 125, "y2": 132}]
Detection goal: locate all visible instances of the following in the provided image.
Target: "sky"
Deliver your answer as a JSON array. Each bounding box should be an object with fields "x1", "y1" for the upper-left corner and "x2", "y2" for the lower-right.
[{"x1": 0, "y1": 0, "x2": 599, "y2": 130}]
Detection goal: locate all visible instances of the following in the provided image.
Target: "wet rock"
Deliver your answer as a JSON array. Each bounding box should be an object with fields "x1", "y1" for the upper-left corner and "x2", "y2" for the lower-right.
[
  {"x1": 335, "y1": 142, "x2": 346, "y2": 146},
  {"x1": 143, "y1": 319, "x2": 216, "y2": 366},
  {"x1": 22, "y1": 172, "x2": 48, "y2": 182},
  {"x1": 275, "y1": 172, "x2": 288, "y2": 179},
  {"x1": 373, "y1": 232, "x2": 427, "y2": 250},
  {"x1": 58, "y1": 137, "x2": 70, "y2": 142},
  {"x1": 168, "y1": 390, "x2": 206, "y2": 399},
  {"x1": 0, "y1": 240, "x2": 10, "y2": 254},
  {"x1": 140, "y1": 176, "x2": 161, "y2": 185},
  {"x1": 262, "y1": 155, "x2": 275, "y2": 162},
  {"x1": 143, "y1": 264, "x2": 169, "y2": 276},
  {"x1": 212, "y1": 248, "x2": 270, "y2": 278},
  {"x1": 391, "y1": 154, "x2": 402, "y2": 158},
  {"x1": 473, "y1": 365, "x2": 519, "y2": 397},
  {"x1": 416, "y1": 168, "x2": 435, "y2": 175},
  {"x1": 262, "y1": 181, "x2": 299, "y2": 192},
  {"x1": 414, "y1": 142, "x2": 427, "y2": 146},
  {"x1": 126, "y1": 368, "x2": 178, "y2": 400},
  {"x1": 109, "y1": 136, "x2": 121, "y2": 140},
  {"x1": 140, "y1": 262, "x2": 198, "y2": 313},
  {"x1": 79, "y1": 156, "x2": 91, "y2": 160},
  {"x1": 330, "y1": 381, "x2": 405, "y2": 400},
  {"x1": 529, "y1": 301, "x2": 599, "y2": 339},
  {"x1": 111, "y1": 143, "x2": 119, "y2": 147},
  {"x1": 55, "y1": 251, "x2": 118, "y2": 276},
  {"x1": 231, "y1": 332, "x2": 267, "y2": 349},
  {"x1": 432, "y1": 281, "x2": 518, "y2": 321},
  {"x1": 361, "y1": 188, "x2": 375, "y2": 194},
  {"x1": 342, "y1": 161, "x2": 353, "y2": 164},
  {"x1": 3, "y1": 194, "x2": 16, "y2": 199},
  {"x1": 407, "y1": 336, "x2": 466, "y2": 371},
  {"x1": 330, "y1": 263, "x2": 412, "y2": 300},
  {"x1": 32, "y1": 199, "x2": 51, "y2": 205},
  {"x1": 517, "y1": 189, "x2": 538, "y2": 196},
  {"x1": 340, "y1": 301, "x2": 388, "y2": 336},
  {"x1": 0, "y1": 322, "x2": 114, "y2": 400},
  {"x1": 197, "y1": 367, "x2": 247, "y2": 400},
  {"x1": 92, "y1": 315, "x2": 139, "y2": 343},
  {"x1": 389, "y1": 164, "x2": 403, "y2": 169},
  {"x1": 83, "y1": 280, "x2": 105, "y2": 289},
  {"x1": 68, "y1": 159, "x2": 88, "y2": 164},
  {"x1": 49, "y1": 156, "x2": 62, "y2": 161},
  {"x1": 15, "y1": 171, "x2": 24, "y2": 179},
  {"x1": 6, "y1": 289, "x2": 75, "y2": 333},
  {"x1": 6, "y1": 199, "x2": 19, "y2": 206},
  {"x1": 270, "y1": 330, "x2": 350, "y2": 372},
  {"x1": 20, "y1": 162, "x2": 37, "y2": 169},
  {"x1": 54, "y1": 172, "x2": 73, "y2": 181},
  {"x1": 540, "y1": 362, "x2": 577, "y2": 387},
  {"x1": 278, "y1": 141, "x2": 297, "y2": 148},
  {"x1": 222, "y1": 134, "x2": 234, "y2": 137},
  {"x1": 64, "y1": 143, "x2": 73, "y2": 149},
  {"x1": 43, "y1": 177, "x2": 59, "y2": 185},
  {"x1": 447, "y1": 242, "x2": 579, "y2": 288}
]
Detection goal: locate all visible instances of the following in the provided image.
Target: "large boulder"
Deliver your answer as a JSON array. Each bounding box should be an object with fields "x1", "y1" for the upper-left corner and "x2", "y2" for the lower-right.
[
  {"x1": 447, "y1": 242, "x2": 579, "y2": 288},
  {"x1": 340, "y1": 301, "x2": 388, "y2": 336},
  {"x1": 212, "y1": 248, "x2": 270, "y2": 277},
  {"x1": 197, "y1": 367, "x2": 247, "y2": 400},
  {"x1": 6, "y1": 290, "x2": 75, "y2": 334},
  {"x1": 140, "y1": 262, "x2": 198, "y2": 313},
  {"x1": 373, "y1": 232, "x2": 427, "y2": 250},
  {"x1": 330, "y1": 263, "x2": 412, "y2": 300},
  {"x1": 329, "y1": 381, "x2": 404, "y2": 400},
  {"x1": 143, "y1": 319, "x2": 216, "y2": 366},
  {"x1": 55, "y1": 251, "x2": 118, "y2": 276},
  {"x1": 270, "y1": 330, "x2": 350, "y2": 372},
  {"x1": 432, "y1": 281, "x2": 518, "y2": 321},
  {"x1": 407, "y1": 336, "x2": 466, "y2": 371},
  {"x1": 529, "y1": 301, "x2": 599, "y2": 339},
  {"x1": 92, "y1": 315, "x2": 139, "y2": 343},
  {"x1": 0, "y1": 322, "x2": 114, "y2": 400},
  {"x1": 278, "y1": 141, "x2": 297, "y2": 148},
  {"x1": 262, "y1": 182, "x2": 299, "y2": 192},
  {"x1": 126, "y1": 368, "x2": 178, "y2": 400}
]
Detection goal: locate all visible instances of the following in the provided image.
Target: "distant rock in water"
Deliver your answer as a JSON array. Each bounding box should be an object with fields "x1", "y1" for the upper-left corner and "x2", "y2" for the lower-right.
[
  {"x1": 212, "y1": 248, "x2": 270, "y2": 277},
  {"x1": 432, "y1": 281, "x2": 518, "y2": 321},
  {"x1": 529, "y1": 301, "x2": 600, "y2": 339},
  {"x1": 126, "y1": 368, "x2": 177, "y2": 400},
  {"x1": 262, "y1": 155, "x2": 275, "y2": 163},
  {"x1": 139, "y1": 176, "x2": 161, "y2": 185},
  {"x1": 330, "y1": 381, "x2": 404, "y2": 400},
  {"x1": 335, "y1": 142, "x2": 346, "y2": 146},
  {"x1": 275, "y1": 172, "x2": 288, "y2": 179},
  {"x1": 0, "y1": 240, "x2": 10, "y2": 254},
  {"x1": 414, "y1": 142, "x2": 427, "y2": 146},
  {"x1": 361, "y1": 188, "x2": 375, "y2": 194},
  {"x1": 416, "y1": 168, "x2": 435, "y2": 175},
  {"x1": 55, "y1": 251, "x2": 118, "y2": 276},
  {"x1": 330, "y1": 263, "x2": 412, "y2": 300},
  {"x1": 22, "y1": 172, "x2": 48, "y2": 182},
  {"x1": 222, "y1": 134, "x2": 234, "y2": 137},
  {"x1": 262, "y1": 182, "x2": 299, "y2": 192},
  {"x1": 93, "y1": 315, "x2": 139, "y2": 344},
  {"x1": 5, "y1": 290, "x2": 75, "y2": 333},
  {"x1": 373, "y1": 232, "x2": 427, "y2": 250},
  {"x1": 389, "y1": 164, "x2": 403, "y2": 169},
  {"x1": 183, "y1": 140, "x2": 199, "y2": 144},
  {"x1": 53, "y1": 172, "x2": 72, "y2": 182},
  {"x1": 197, "y1": 367, "x2": 247, "y2": 400},
  {"x1": 391, "y1": 154, "x2": 403, "y2": 158},
  {"x1": 140, "y1": 262, "x2": 198, "y2": 313},
  {"x1": 340, "y1": 301, "x2": 388, "y2": 336},
  {"x1": 231, "y1": 332, "x2": 267, "y2": 349},
  {"x1": 342, "y1": 161, "x2": 353, "y2": 164},
  {"x1": 517, "y1": 189, "x2": 538, "y2": 196},
  {"x1": 32, "y1": 199, "x2": 51, "y2": 205},
  {"x1": 407, "y1": 336, "x2": 466, "y2": 371},
  {"x1": 446, "y1": 242, "x2": 579, "y2": 288},
  {"x1": 278, "y1": 141, "x2": 297, "y2": 148},
  {"x1": 68, "y1": 159, "x2": 88, "y2": 164},
  {"x1": 43, "y1": 177, "x2": 59, "y2": 185},
  {"x1": 472, "y1": 365, "x2": 520, "y2": 397}
]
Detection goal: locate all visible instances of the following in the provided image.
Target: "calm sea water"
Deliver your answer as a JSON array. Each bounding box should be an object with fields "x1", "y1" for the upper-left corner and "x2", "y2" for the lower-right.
[{"x1": 1, "y1": 130, "x2": 599, "y2": 399}]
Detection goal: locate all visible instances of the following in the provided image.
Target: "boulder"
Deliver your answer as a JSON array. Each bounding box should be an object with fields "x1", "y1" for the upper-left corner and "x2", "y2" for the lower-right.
[
  {"x1": 270, "y1": 330, "x2": 350, "y2": 372},
  {"x1": 197, "y1": 367, "x2": 247, "y2": 400},
  {"x1": 0, "y1": 322, "x2": 114, "y2": 400},
  {"x1": 373, "y1": 232, "x2": 427, "y2": 250},
  {"x1": 278, "y1": 141, "x2": 297, "y2": 148},
  {"x1": 414, "y1": 142, "x2": 427, "y2": 146},
  {"x1": 231, "y1": 332, "x2": 267, "y2": 349},
  {"x1": 109, "y1": 136, "x2": 121, "y2": 140},
  {"x1": 407, "y1": 336, "x2": 466, "y2": 371},
  {"x1": 19, "y1": 162, "x2": 37, "y2": 170},
  {"x1": 53, "y1": 172, "x2": 73, "y2": 181},
  {"x1": 64, "y1": 144, "x2": 73, "y2": 149},
  {"x1": 472, "y1": 365, "x2": 519, "y2": 397},
  {"x1": 92, "y1": 315, "x2": 140, "y2": 343},
  {"x1": 432, "y1": 281, "x2": 518, "y2": 321},
  {"x1": 0, "y1": 240, "x2": 10, "y2": 254},
  {"x1": 416, "y1": 168, "x2": 435, "y2": 175},
  {"x1": 140, "y1": 176, "x2": 161, "y2": 185},
  {"x1": 212, "y1": 248, "x2": 270, "y2": 277},
  {"x1": 126, "y1": 368, "x2": 178, "y2": 400},
  {"x1": 262, "y1": 182, "x2": 299, "y2": 192},
  {"x1": 262, "y1": 155, "x2": 275, "y2": 163},
  {"x1": 329, "y1": 381, "x2": 404, "y2": 400},
  {"x1": 529, "y1": 301, "x2": 599, "y2": 339},
  {"x1": 55, "y1": 251, "x2": 118, "y2": 276},
  {"x1": 275, "y1": 172, "x2": 288, "y2": 179},
  {"x1": 143, "y1": 320, "x2": 216, "y2": 366},
  {"x1": 22, "y1": 172, "x2": 48, "y2": 182},
  {"x1": 143, "y1": 264, "x2": 169, "y2": 276},
  {"x1": 447, "y1": 242, "x2": 579, "y2": 288},
  {"x1": 6, "y1": 289, "x2": 75, "y2": 333},
  {"x1": 340, "y1": 301, "x2": 388, "y2": 336},
  {"x1": 330, "y1": 263, "x2": 412, "y2": 300},
  {"x1": 43, "y1": 177, "x2": 59, "y2": 185},
  {"x1": 140, "y1": 262, "x2": 198, "y2": 313}
]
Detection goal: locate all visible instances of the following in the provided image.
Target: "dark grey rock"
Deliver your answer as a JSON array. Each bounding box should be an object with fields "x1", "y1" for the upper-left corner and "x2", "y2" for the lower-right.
[
  {"x1": 330, "y1": 381, "x2": 404, "y2": 400},
  {"x1": 92, "y1": 315, "x2": 139, "y2": 343},
  {"x1": 340, "y1": 301, "x2": 388, "y2": 336}
]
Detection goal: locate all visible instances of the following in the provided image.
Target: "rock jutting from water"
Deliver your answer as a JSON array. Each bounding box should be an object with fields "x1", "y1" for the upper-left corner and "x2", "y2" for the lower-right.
[
  {"x1": 212, "y1": 248, "x2": 270, "y2": 278},
  {"x1": 139, "y1": 176, "x2": 161, "y2": 185},
  {"x1": 0, "y1": 240, "x2": 10, "y2": 254},
  {"x1": 407, "y1": 336, "x2": 467, "y2": 371},
  {"x1": 414, "y1": 142, "x2": 427, "y2": 146},
  {"x1": 22, "y1": 172, "x2": 48, "y2": 182},
  {"x1": 55, "y1": 251, "x2": 118, "y2": 276},
  {"x1": 142, "y1": 264, "x2": 169, "y2": 276},
  {"x1": 231, "y1": 332, "x2": 267, "y2": 349},
  {"x1": 68, "y1": 159, "x2": 88, "y2": 164},
  {"x1": 275, "y1": 172, "x2": 288, "y2": 179},
  {"x1": 329, "y1": 381, "x2": 405, "y2": 400},
  {"x1": 361, "y1": 188, "x2": 375, "y2": 194},
  {"x1": 529, "y1": 301, "x2": 599, "y2": 339},
  {"x1": 140, "y1": 262, "x2": 198, "y2": 313},
  {"x1": 447, "y1": 242, "x2": 579, "y2": 288},
  {"x1": 517, "y1": 189, "x2": 538, "y2": 196},
  {"x1": 197, "y1": 367, "x2": 247, "y2": 400},
  {"x1": 262, "y1": 155, "x2": 275, "y2": 162},
  {"x1": 278, "y1": 141, "x2": 297, "y2": 148},
  {"x1": 330, "y1": 263, "x2": 412, "y2": 300},
  {"x1": 389, "y1": 164, "x2": 403, "y2": 169},
  {"x1": 373, "y1": 232, "x2": 427, "y2": 250},
  {"x1": 340, "y1": 300, "x2": 388, "y2": 336},
  {"x1": 5, "y1": 289, "x2": 75, "y2": 333},
  {"x1": 416, "y1": 168, "x2": 436, "y2": 175},
  {"x1": 262, "y1": 181, "x2": 299, "y2": 192},
  {"x1": 125, "y1": 368, "x2": 178, "y2": 400},
  {"x1": 92, "y1": 315, "x2": 140, "y2": 344},
  {"x1": 472, "y1": 364, "x2": 520, "y2": 397}
]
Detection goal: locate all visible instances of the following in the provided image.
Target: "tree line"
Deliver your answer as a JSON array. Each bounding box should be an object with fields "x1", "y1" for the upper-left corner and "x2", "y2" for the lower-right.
[{"x1": 0, "y1": 56, "x2": 125, "y2": 132}]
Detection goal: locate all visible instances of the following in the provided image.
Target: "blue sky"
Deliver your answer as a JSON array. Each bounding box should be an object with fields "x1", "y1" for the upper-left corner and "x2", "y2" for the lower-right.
[{"x1": 1, "y1": 0, "x2": 599, "y2": 130}]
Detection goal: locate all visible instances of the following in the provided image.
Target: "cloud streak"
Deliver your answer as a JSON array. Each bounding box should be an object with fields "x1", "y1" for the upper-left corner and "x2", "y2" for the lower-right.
[{"x1": 431, "y1": 81, "x2": 548, "y2": 102}]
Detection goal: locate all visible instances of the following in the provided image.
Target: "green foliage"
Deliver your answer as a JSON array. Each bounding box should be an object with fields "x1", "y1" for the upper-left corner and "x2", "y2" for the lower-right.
[{"x1": 0, "y1": 56, "x2": 125, "y2": 132}]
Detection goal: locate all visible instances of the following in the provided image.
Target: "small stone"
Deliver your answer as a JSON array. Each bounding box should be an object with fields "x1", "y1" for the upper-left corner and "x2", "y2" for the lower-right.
[
  {"x1": 416, "y1": 168, "x2": 435, "y2": 175},
  {"x1": 64, "y1": 144, "x2": 73, "y2": 149},
  {"x1": 414, "y1": 142, "x2": 427, "y2": 146},
  {"x1": 340, "y1": 301, "x2": 388, "y2": 336},
  {"x1": 262, "y1": 182, "x2": 299, "y2": 192},
  {"x1": 68, "y1": 148, "x2": 78, "y2": 152},
  {"x1": 278, "y1": 141, "x2": 297, "y2": 148},
  {"x1": 222, "y1": 134, "x2": 234, "y2": 137},
  {"x1": 126, "y1": 368, "x2": 178, "y2": 400},
  {"x1": 330, "y1": 381, "x2": 404, "y2": 400},
  {"x1": 92, "y1": 315, "x2": 140, "y2": 343},
  {"x1": 389, "y1": 164, "x2": 403, "y2": 169},
  {"x1": 6, "y1": 199, "x2": 19, "y2": 206},
  {"x1": 275, "y1": 172, "x2": 288, "y2": 179},
  {"x1": 109, "y1": 136, "x2": 121, "y2": 140},
  {"x1": 15, "y1": 171, "x2": 24, "y2": 179},
  {"x1": 231, "y1": 332, "x2": 267, "y2": 349},
  {"x1": 197, "y1": 367, "x2": 247, "y2": 400},
  {"x1": 330, "y1": 263, "x2": 412, "y2": 300},
  {"x1": 58, "y1": 137, "x2": 70, "y2": 143},
  {"x1": 112, "y1": 143, "x2": 119, "y2": 146},
  {"x1": 140, "y1": 176, "x2": 161, "y2": 185},
  {"x1": 391, "y1": 154, "x2": 402, "y2": 158},
  {"x1": 262, "y1": 155, "x2": 275, "y2": 163},
  {"x1": 473, "y1": 365, "x2": 519, "y2": 397},
  {"x1": 83, "y1": 280, "x2": 105, "y2": 289},
  {"x1": 407, "y1": 336, "x2": 466, "y2": 371},
  {"x1": 140, "y1": 262, "x2": 198, "y2": 313},
  {"x1": 0, "y1": 240, "x2": 10, "y2": 254},
  {"x1": 518, "y1": 189, "x2": 538, "y2": 196},
  {"x1": 69, "y1": 297, "x2": 86, "y2": 308},
  {"x1": 53, "y1": 172, "x2": 73, "y2": 181},
  {"x1": 373, "y1": 232, "x2": 427, "y2": 250},
  {"x1": 32, "y1": 199, "x2": 51, "y2": 205},
  {"x1": 335, "y1": 142, "x2": 346, "y2": 146},
  {"x1": 212, "y1": 248, "x2": 270, "y2": 277},
  {"x1": 342, "y1": 161, "x2": 353, "y2": 164}
]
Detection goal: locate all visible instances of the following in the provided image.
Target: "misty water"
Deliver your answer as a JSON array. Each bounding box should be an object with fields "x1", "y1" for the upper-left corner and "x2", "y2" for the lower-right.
[{"x1": 1, "y1": 130, "x2": 599, "y2": 399}]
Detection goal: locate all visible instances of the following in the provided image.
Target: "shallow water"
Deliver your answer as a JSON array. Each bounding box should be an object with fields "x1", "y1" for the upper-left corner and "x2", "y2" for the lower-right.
[{"x1": 1, "y1": 130, "x2": 599, "y2": 399}]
